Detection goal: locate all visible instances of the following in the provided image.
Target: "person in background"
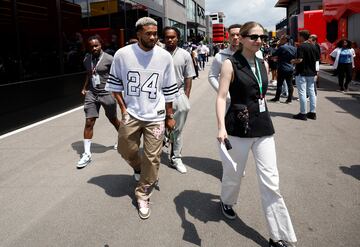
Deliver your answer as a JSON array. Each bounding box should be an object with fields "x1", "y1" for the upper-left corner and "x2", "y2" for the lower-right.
[
  {"x1": 309, "y1": 34, "x2": 321, "y2": 89},
  {"x1": 269, "y1": 35, "x2": 296, "y2": 103},
  {"x1": 291, "y1": 30, "x2": 319, "y2": 121},
  {"x1": 197, "y1": 42, "x2": 207, "y2": 70},
  {"x1": 191, "y1": 46, "x2": 199, "y2": 79},
  {"x1": 205, "y1": 44, "x2": 210, "y2": 62},
  {"x1": 330, "y1": 39, "x2": 356, "y2": 92},
  {"x1": 216, "y1": 21, "x2": 297, "y2": 247},
  {"x1": 209, "y1": 24, "x2": 242, "y2": 109},
  {"x1": 105, "y1": 17, "x2": 177, "y2": 220},
  {"x1": 77, "y1": 35, "x2": 120, "y2": 169},
  {"x1": 268, "y1": 41, "x2": 278, "y2": 84},
  {"x1": 213, "y1": 44, "x2": 220, "y2": 56},
  {"x1": 163, "y1": 26, "x2": 195, "y2": 174},
  {"x1": 104, "y1": 34, "x2": 119, "y2": 56}
]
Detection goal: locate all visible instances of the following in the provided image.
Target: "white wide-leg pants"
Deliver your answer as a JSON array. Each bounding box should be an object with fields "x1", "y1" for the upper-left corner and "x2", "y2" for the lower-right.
[{"x1": 219, "y1": 135, "x2": 297, "y2": 243}]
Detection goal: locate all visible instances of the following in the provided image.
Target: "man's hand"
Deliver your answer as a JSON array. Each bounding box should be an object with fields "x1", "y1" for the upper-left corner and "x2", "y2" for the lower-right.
[
  {"x1": 121, "y1": 113, "x2": 130, "y2": 125},
  {"x1": 165, "y1": 118, "x2": 176, "y2": 131},
  {"x1": 81, "y1": 89, "x2": 87, "y2": 95}
]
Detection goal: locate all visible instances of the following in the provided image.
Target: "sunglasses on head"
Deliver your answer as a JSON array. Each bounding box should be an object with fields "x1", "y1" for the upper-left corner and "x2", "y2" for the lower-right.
[{"x1": 243, "y1": 34, "x2": 268, "y2": 41}]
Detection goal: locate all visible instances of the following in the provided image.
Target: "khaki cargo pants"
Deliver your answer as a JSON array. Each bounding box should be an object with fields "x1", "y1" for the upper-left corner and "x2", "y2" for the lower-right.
[{"x1": 117, "y1": 114, "x2": 165, "y2": 201}]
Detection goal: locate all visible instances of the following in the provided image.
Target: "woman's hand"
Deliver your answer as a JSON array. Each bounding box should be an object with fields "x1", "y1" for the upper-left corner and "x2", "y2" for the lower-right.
[{"x1": 217, "y1": 127, "x2": 228, "y2": 143}]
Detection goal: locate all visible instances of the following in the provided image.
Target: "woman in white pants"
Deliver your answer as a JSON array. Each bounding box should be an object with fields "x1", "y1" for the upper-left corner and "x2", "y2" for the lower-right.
[{"x1": 216, "y1": 21, "x2": 297, "y2": 247}]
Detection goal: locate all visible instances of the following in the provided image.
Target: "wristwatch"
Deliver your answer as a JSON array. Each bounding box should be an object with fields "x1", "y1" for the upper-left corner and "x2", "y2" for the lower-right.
[{"x1": 166, "y1": 113, "x2": 174, "y2": 119}]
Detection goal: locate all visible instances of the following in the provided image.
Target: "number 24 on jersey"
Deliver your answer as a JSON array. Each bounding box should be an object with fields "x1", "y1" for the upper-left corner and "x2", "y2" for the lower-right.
[{"x1": 127, "y1": 71, "x2": 159, "y2": 99}]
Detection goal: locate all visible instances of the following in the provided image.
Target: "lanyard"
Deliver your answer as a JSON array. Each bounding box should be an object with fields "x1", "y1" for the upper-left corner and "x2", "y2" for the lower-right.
[
  {"x1": 91, "y1": 52, "x2": 104, "y2": 74},
  {"x1": 254, "y1": 59, "x2": 263, "y2": 97}
]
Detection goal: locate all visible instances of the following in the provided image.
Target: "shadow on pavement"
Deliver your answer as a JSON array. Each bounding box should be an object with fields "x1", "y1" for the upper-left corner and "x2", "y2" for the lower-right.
[
  {"x1": 88, "y1": 174, "x2": 137, "y2": 208},
  {"x1": 269, "y1": 111, "x2": 294, "y2": 119},
  {"x1": 71, "y1": 141, "x2": 115, "y2": 155},
  {"x1": 325, "y1": 97, "x2": 360, "y2": 119},
  {"x1": 339, "y1": 165, "x2": 360, "y2": 181},
  {"x1": 160, "y1": 152, "x2": 222, "y2": 180},
  {"x1": 174, "y1": 190, "x2": 268, "y2": 247},
  {"x1": 182, "y1": 156, "x2": 222, "y2": 180}
]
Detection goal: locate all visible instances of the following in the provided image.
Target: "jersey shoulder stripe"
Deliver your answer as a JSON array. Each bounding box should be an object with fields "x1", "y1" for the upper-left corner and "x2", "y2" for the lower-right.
[
  {"x1": 163, "y1": 86, "x2": 178, "y2": 96},
  {"x1": 108, "y1": 74, "x2": 122, "y2": 84},
  {"x1": 162, "y1": 84, "x2": 178, "y2": 90}
]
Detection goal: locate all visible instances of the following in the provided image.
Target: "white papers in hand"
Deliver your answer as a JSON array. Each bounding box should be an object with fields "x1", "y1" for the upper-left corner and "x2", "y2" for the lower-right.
[{"x1": 219, "y1": 142, "x2": 237, "y2": 172}]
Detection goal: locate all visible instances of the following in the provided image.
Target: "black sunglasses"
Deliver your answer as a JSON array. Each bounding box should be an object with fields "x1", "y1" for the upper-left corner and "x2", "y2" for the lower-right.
[{"x1": 243, "y1": 34, "x2": 268, "y2": 41}]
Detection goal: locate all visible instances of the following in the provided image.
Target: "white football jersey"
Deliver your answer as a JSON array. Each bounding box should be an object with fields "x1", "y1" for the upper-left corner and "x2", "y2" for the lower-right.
[{"x1": 106, "y1": 43, "x2": 178, "y2": 121}]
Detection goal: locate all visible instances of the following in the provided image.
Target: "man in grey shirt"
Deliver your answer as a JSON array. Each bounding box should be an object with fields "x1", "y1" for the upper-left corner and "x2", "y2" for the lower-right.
[
  {"x1": 163, "y1": 26, "x2": 195, "y2": 174},
  {"x1": 77, "y1": 35, "x2": 120, "y2": 168}
]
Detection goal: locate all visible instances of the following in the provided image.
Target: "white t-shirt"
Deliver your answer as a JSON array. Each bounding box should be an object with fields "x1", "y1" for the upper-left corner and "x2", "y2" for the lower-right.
[
  {"x1": 197, "y1": 44, "x2": 208, "y2": 55},
  {"x1": 106, "y1": 43, "x2": 178, "y2": 121},
  {"x1": 167, "y1": 47, "x2": 196, "y2": 90}
]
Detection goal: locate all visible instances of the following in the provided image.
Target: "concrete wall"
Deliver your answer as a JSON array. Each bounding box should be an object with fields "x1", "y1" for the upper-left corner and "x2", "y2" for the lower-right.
[
  {"x1": 164, "y1": 0, "x2": 186, "y2": 26},
  {"x1": 136, "y1": 0, "x2": 164, "y2": 14}
]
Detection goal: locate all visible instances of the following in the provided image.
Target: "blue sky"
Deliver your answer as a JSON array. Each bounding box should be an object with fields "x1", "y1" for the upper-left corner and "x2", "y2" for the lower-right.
[{"x1": 205, "y1": 0, "x2": 286, "y2": 31}]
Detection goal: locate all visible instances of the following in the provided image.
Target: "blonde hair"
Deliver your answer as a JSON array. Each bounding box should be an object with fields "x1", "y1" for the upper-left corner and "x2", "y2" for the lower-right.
[{"x1": 135, "y1": 17, "x2": 157, "y2": 32}]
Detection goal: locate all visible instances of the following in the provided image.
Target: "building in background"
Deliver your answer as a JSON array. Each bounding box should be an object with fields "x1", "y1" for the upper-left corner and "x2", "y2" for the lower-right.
[
  {"x1": 164, "y1": 0, "x2": 206, "y2": 45},
  {"x1": 76, "y1": 0, "x2": 164, "y2": 47},
  {"x1": 205, "y1": 14, "x2": 213, "y2": 44},
  {"x1": 0, "y1": 0, "x2": 208, "y2": 135},
  {"x1": 208, "y1": 12, "x2": 225, "y2": 44},
  {"x1": 184, "y1": 0, "x2": 206, "y2": 43},
  {"x1": 275, "y1": 0, "x2": 323, "y2": 40},
  {"x1": 274, "y1": 0, "x2": 360, "y2": 64},
  {"x1": 0, "y1": 0, "x2": 84, "y2": 134},
  {"x1": 322, "y1": 0, "x2": 360, "y2": 46}
]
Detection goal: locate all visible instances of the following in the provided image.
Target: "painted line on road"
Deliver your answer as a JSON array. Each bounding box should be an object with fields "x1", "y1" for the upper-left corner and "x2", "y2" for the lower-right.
[{"x1": 0, "y1": 106, "x2": 84, "y2": 140}]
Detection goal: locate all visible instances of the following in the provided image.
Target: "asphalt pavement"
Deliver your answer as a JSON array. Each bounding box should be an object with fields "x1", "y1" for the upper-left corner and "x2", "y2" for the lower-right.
[{"x1": 0, "y1": 58, "x2": 359, "y2": 247}]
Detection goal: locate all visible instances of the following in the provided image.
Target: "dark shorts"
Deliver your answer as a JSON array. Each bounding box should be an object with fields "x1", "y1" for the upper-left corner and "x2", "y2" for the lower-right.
[{"x1": 84, "y1": 90, "x2": 117, "y2": 119}]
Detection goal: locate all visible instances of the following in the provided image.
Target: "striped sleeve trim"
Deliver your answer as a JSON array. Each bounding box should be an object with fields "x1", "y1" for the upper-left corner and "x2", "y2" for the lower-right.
[
  {"x1": 163, "y1": 84, "x2": 178, "y2": 96},
  {"x1": 163, "y1": 87, "x2": 178, "y2": 96},
  {"x1": 107, "y1": 74, "x2": 123, "y2": 86},
  {"x1": 162, "y1": 84, "x2": 178, "y2": 90},
  {"x1": 105, "y1": 82, "x2": 124, "y2": 92}
]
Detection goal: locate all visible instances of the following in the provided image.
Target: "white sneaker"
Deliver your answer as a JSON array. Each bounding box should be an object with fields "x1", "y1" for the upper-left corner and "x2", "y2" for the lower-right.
[
  {"x1": 114, "y1": 143, "x2": 118, "y2": 150},
  {"x1": 77, "y1": 153, "x2": 91, "y2": 168},
  {"x1": 170, "y1": 158, "x2": 187, "y2": 173},
  {"x1": 137, "y1": 199, "x2": 150, "y2": 219}
]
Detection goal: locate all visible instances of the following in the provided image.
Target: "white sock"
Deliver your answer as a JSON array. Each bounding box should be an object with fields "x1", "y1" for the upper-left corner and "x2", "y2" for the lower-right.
[{"x1": 84, "y1": 139, "x2": 91, "y2": 155}]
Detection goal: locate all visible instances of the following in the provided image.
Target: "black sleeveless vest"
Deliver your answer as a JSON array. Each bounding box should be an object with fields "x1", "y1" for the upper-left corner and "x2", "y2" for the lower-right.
[{"x1": 227, "y1": 51, "x2": 275, "y2": 137}]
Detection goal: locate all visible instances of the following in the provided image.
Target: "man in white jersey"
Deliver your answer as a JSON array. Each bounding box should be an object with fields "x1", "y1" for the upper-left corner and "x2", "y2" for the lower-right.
[
  {"x1": 77, "y1": 35, "x2": 120, "y2": 169},
  {"x1": 163, "y1": 26, "x2": 195, "y2": 174},
  {"x1": 105, "y1": 17, "x2": 177, "y2": 220}
]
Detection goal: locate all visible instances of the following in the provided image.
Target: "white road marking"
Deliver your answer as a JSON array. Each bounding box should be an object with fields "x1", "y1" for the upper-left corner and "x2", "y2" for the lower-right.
[{"x1": 0, "y1": 106, "x2": 84, "y2": 140}]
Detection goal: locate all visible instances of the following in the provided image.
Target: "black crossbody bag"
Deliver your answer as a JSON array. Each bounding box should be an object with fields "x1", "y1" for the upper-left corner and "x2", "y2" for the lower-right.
[{"x1": 225, "y1": 104, "x2": 250, "y2": 136}]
